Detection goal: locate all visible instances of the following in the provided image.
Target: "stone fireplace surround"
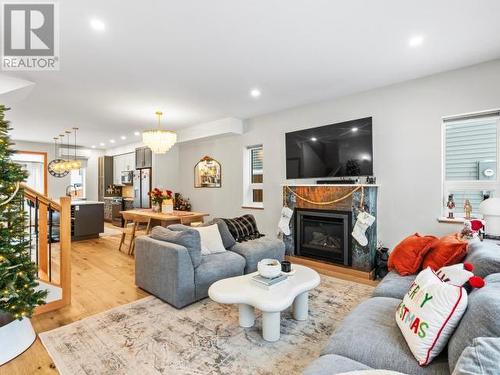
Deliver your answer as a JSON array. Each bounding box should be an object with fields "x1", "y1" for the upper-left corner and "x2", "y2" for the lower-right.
[{"x1": 282, "y1": 184, "x2": 378, "y2": 272}]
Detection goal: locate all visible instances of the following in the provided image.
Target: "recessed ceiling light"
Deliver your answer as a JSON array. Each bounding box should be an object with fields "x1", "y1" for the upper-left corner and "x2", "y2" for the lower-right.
[
  {"x1": 99, "y1": 142, "x2": 105, "y2": 147},
  {"x1": 120, "y1": 135, "x2": 127, "y2": 140},
  {"x1": 134, "y1": 131, "x2": 140, "y2": 136},
  {"x1": 310, "y1": 137, "x2": 317, "y2": 142},
  {"x1": 90, "y1": 18, "x2": 106, "y2": 31},
  {"x1": 351, "y1": 127, "x2": 358, "y2": 132},
  {"x1": 91, "y1": 145, "x2": 96, "y2": 149},
  {"x1": 250, "y1": 88, "x2": 261, "y2": 98},
  {"x1": 109, "y1": 139, "x2": 115, "y2": 143},
  {"x1": 408, "y1": 35, "x2": 424, "y2": 47}
]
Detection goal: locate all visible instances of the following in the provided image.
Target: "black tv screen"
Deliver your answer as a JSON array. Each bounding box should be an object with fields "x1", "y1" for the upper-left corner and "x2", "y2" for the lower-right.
[{"x1": 286, "y1": 117, "x2": 373, "y2": 179}]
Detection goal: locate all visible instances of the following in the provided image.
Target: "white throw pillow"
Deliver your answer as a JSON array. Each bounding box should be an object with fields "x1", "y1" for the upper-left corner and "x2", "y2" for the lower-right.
[
  {"x1": 395, "y1": 267, "x2": 468, "y2": 366},
  {"x1": 194, "y1": 224, "x2": 226, "y2": 255}
]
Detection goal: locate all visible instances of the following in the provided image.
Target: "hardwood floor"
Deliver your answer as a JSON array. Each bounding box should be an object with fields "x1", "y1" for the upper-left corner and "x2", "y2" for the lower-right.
[
  {"x1": 1, "y1": 234, "x2": 149, "y2": 375},
  {"x1": 2, "y1": 230, "x2": 377, "y2": 375}
]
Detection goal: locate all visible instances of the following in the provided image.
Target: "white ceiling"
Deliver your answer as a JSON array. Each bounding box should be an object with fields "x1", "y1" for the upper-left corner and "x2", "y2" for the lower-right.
[{"x1": 3, "y1": 0, "x2": 500, "y2": 148}]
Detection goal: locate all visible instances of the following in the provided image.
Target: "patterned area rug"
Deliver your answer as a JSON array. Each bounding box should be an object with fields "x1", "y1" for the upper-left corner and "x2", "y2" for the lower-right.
[{"x1": 40, "y1": 275, "x2": 373, "y2": 375}]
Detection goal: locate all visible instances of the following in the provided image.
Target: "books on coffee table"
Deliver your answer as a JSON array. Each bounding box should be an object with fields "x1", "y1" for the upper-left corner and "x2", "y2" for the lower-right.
[{"x1": 251, "y1": 274, "x2": 288, "y2": 289}]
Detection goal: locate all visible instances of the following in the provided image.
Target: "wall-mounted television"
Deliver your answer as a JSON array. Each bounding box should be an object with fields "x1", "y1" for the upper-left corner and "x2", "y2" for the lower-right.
[{"x1": 285, "y1": 117, "x2": 373, "y2": 179}]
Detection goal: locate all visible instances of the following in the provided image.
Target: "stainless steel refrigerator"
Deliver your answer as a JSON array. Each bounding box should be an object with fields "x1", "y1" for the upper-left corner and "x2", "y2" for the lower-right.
[{"x1": 133, "y1": 168, "x2": 151, "y2": 208}]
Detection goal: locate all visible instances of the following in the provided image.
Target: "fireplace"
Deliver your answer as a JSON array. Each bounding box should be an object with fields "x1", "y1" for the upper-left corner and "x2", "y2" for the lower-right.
[{"x1": 294, "y1": 209, "x2": 352, "y2": 266}]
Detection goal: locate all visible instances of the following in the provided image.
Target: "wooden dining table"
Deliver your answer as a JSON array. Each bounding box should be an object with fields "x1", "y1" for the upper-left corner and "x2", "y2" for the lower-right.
[{"x1": 119, "y1": 208, "x2": 209, "y2": 228}]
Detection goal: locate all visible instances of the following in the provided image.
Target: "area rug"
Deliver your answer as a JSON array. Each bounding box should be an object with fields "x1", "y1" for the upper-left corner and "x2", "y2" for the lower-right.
[{"x1": 40, "y1": 275, "x2": 373, "y2": 375}]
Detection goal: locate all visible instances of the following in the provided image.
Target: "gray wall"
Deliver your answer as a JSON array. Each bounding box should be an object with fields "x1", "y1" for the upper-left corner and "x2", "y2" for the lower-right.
[
  {"x1": 12, "y1": 140, "x2": 103, "y2": 201},
  {"x1": 178, "y1": 59, "x2": 500, "y2": 249}
]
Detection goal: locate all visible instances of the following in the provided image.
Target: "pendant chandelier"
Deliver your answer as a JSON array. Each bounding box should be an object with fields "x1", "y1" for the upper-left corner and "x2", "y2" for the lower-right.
[
  {"x1": 142, "y1": 111, "x2": 177, "y2": 154},
  {"x1": 48, "y1": 128, "x2": 81, "y2": 177}
]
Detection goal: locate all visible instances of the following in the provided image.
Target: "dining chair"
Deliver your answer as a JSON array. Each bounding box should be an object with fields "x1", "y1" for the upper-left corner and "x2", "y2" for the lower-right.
[
  {"x1": 119, "y1": 212, "x2": 151, "y2": 256},
  {"x1": 129, "y1": 214, "x2": 152, "y2": 256}
]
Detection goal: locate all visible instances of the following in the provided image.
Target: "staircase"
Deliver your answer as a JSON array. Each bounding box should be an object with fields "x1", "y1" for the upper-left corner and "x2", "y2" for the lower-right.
[{"x1": 22, "y1": 184, "x2": 71, "y2": 314}]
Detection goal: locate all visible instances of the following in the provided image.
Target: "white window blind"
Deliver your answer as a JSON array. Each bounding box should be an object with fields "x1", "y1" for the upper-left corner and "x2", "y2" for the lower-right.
[
  {"x1": 445, "y1": 117, "x2": 497, "y2": 181},
  {"x1": 442, "y1": 112, "x2": 500, "y2": 216}
]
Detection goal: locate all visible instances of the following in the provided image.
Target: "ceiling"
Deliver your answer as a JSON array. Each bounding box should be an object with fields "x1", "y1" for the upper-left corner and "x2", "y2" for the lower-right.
[{"x1": 3, "y1": 0, "x2": 500, "y2": 148}]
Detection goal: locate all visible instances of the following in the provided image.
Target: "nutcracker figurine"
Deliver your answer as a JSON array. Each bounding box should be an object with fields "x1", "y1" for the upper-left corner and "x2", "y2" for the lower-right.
[
  {"x1": 464, "y1": 199, "x2": 473, "y2": 220},
  {"x1": 447, "y1": 194, "x2": 456, "y2": 219}
]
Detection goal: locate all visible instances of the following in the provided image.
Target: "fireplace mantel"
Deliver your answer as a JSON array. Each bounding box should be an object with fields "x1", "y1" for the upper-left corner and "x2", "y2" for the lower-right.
[
  {"x1": 282, "y1": 184, "x2": 378, "y2": 272},
  {"x1": 282, "y1": 183, "x2": 380, "y2": 187}
]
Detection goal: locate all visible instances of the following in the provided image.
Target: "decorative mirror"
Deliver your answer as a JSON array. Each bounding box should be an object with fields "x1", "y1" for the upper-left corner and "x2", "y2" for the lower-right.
[{"x1": 194, "y1": 156, "x2": 221, "y2": 188}]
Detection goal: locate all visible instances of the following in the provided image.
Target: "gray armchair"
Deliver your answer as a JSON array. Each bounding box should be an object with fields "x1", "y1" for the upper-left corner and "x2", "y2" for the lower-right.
[{"x1": 134, "y1": 223, "x2": 286, "y2": 309}]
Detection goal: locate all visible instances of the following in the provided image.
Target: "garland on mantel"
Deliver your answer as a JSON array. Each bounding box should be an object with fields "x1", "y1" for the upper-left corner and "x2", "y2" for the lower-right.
[{"x1": 284, "y1": 185, "x2": 365, "y2": 209}]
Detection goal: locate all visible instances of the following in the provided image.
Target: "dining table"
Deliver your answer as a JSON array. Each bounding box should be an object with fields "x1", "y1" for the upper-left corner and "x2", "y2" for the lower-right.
[{"x1": 119, "y1": 208, "x2": 209, "y2": 228}]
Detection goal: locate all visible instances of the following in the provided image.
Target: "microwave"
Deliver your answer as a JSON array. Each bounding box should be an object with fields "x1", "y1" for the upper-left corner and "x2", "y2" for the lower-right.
[{"x1": 121, "y1": 170, "x2": 133, "y2": 185}]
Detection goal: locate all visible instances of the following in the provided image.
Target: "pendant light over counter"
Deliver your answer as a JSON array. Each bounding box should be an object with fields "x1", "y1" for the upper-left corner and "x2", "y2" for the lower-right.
[
  {"x1": 47, "y1": 127, "x2": 82, "y2": 177},
  {"x1": 142, "y1": 111, "x2": 177, "y2": 154}
]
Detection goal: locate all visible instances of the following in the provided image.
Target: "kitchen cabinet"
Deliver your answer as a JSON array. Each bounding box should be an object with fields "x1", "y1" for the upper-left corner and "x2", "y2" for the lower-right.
[
  {"x1": 71, "y1": 201, "x2": 104, "y2": 241},
  {"x1": 135, "y1": 146, "x2": 152, "y2": 169},
  {"x1": 98, "y1": 156, "x2": 114, "y2": 201},
  {"x1": 113, "y1": 152, "x2": 135, "y2": 185}
]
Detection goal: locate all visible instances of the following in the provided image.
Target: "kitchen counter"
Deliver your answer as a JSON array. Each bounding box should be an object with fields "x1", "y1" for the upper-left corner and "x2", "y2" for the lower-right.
[{"x1": 71, "y1": 200, "x2": 104, "y2": 205}]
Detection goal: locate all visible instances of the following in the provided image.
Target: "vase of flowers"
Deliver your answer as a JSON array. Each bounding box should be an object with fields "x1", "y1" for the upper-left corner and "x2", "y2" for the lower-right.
[{"x1": 148, "y1": 188, "x2": 173, "y2": 213}]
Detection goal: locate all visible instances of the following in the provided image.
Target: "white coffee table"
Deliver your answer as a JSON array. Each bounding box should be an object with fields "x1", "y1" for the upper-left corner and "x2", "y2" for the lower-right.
[{"x1": 208, "y1": 264, "x2": 320, "y2": 342}]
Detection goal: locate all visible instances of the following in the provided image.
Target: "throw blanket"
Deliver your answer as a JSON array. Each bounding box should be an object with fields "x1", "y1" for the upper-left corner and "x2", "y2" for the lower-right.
[{"x1": 222, "y1": 214, "x2": 264, "y2": 242}]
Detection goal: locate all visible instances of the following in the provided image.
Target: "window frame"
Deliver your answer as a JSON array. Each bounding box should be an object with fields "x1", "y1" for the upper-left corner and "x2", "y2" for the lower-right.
[
  {"x1": 442, "y1": 111, "x2": 500, "y2": 217},
  {"x1": 243, "y1": 144, "x2": 264, "y2": 209}
]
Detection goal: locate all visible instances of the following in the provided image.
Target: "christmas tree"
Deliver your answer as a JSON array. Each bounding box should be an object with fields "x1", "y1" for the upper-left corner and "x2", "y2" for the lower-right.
[{"x1": 0, "y1": 105, "x2": 47, "y2": 320}]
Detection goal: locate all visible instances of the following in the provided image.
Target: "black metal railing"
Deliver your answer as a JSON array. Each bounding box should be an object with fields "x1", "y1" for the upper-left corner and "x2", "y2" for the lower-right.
[{"x1": 24, "y1": 195, "x2": 59, "y2": 283}]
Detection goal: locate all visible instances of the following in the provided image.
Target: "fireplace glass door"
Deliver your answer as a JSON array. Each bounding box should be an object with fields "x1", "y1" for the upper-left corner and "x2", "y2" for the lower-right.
[{"x1": 295, "y1": 210, "x2": 351, "y2": 265}]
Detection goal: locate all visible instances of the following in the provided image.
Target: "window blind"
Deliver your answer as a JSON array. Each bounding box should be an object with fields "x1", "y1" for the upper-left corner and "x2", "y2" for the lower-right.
[
  {"x1": 251, "y1": 146, "x2": 263, "y2": 171},
  {"x1": 445, "y1": 116, "x2": 498, "y2": 181}
]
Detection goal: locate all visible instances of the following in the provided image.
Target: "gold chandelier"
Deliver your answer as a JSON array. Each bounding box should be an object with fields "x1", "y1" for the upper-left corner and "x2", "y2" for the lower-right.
[
  {"x1": 51, "y1": 128, "x2": 81, "y2": 173},
  {"x1": 142, "y1": 111, "x2": 177, "y2": 154}
]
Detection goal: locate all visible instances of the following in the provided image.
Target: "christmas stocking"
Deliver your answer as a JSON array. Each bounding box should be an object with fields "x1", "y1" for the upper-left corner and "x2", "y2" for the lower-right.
[
  {"x1": 278, "y1": 206, "x2": 294, "y2": 235},
  {"x1": 352, "y1": 211, "x2": 375, "y2": 246}
]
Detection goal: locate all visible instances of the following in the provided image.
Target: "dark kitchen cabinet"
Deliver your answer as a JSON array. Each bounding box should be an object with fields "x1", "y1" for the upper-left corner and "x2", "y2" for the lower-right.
[
  {"x1": 71, "y1": 203, "x2": 104, "y2": 241},
  {"x1": 135, "y1": 147, "x2": 152, "y2": 169},
  {"x1": 98, "y1": 156, "x2": 114, "y2": 201}
]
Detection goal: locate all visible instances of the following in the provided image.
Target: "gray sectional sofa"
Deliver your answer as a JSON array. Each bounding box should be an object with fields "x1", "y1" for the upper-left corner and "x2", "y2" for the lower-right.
[
  {"x1": 303, "y1": 239, "x2": 500, "y2": 375},
  {"x1": 134, "y1": 220, "x2": 285, "y2": 308}
]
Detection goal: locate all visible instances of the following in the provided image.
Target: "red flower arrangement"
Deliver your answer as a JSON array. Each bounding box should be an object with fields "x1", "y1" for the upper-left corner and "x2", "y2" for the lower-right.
[{"x1": 148, "y1": 188, "x2": 173, "y2": 205}]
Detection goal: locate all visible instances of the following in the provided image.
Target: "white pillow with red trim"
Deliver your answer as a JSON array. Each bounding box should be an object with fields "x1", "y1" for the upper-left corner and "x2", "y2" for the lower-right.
[
  {"x1": 395, "y1": 267, "x2": 468, "y2": 366},
  {"x1": 435, "y1": 262, "x2": 485, "y2": 288}
]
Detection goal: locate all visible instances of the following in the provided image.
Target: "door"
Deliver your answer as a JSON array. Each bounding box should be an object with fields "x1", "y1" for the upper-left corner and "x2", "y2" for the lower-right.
[
  {"x1": 140, "y1": 169, "x2": 151, "y2": 208},
  {"x1": 11, "y1": 152, "x2": 47, "y2": 195}
]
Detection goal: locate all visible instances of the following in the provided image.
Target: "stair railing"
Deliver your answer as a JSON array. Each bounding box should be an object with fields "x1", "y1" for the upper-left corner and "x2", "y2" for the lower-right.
[{"x1": 22, "y1": 183, "x2": 71, "y2": 314}]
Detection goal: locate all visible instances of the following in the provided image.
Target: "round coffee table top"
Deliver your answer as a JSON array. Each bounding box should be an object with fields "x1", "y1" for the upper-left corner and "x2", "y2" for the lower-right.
[{"x1": 208, "y1": 264, "x2": 320, "y2": 312}]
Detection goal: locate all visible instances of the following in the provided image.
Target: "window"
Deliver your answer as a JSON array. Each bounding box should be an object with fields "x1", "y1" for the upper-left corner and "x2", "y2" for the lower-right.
[
  {"x1": 443, "y1": 112, "x2": 499, "y2": 217},
  {"x1": 243, "y1": 145, "x2": 263, "y2": 208},
  {"x1": 70, "y1": 167, "x2": 86, "y2": 199}
]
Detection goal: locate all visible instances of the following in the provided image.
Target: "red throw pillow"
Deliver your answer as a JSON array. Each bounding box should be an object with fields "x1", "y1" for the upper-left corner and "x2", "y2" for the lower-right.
[
  {"x1": 421, "y1": 233, "x2": 468, "y2": 271},
  {"x1": 388, "y1": 233, "x2": 438, "y2": 276}
]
